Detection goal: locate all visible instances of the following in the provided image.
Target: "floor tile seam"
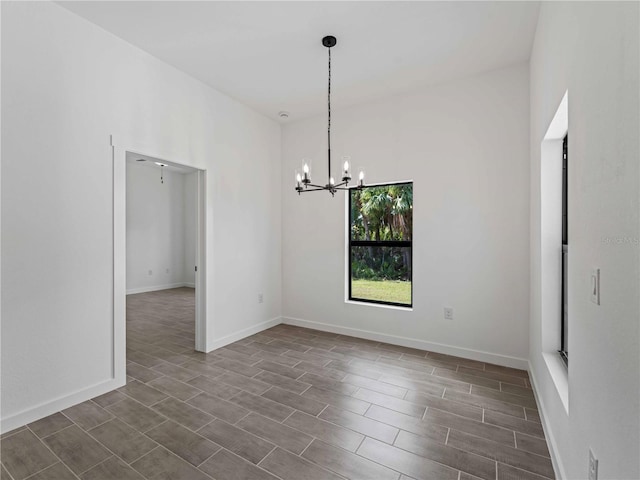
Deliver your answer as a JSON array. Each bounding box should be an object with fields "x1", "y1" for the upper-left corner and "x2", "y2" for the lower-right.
[
  {"x1": 372, "y1": 405, "x2": 518, "y2": 449},
  {"x1": 255, "y1": 444, "x2": 279, "y2": 468},
  {"x1": 388, "y1": 431, "x2": 499, "y2": 480},
  {"x1": 194, "y1": 414, "x2": 293, "y2": 455},
  {"x1": 21, "y1": 459, "x2": 81, "y2": 480},
  {"x1": 278, "y1": 410, "x2": 297, "y2": 425},
  {"x1": 444, "y1": 426, "x2": 556, "y2": 465},
  {"x1": 440, "y1": 395, "x2": 525, "y2": 421},
  {"x1": 237, "y1": 417, "x2": 316, "y2": 454},
  {"x1": 449, "y1": 390, "x2": 536, "y2": 413},
  {"x1": 280, "y1": 412, "x2": 366, "y2": 453},
  {"x1": 0, "y1": 427, "x2": 28, "y2": 441},
  {"x1": 194, "y1": 444, "x2": 223, "y2": 469},
  {"x1": 147, "y1": 400, "x2": 217, "y2": 435},
  {"x1": 300, "y1": 437, "x2": 403, "y2": 480},
  {"x1": 120, "y1": 383, "x2": 171, "y2": 413},
  {"x1": 469, "y1": 386, "x2": 539, "y2": 409},
  {"x1": 480, "y1": 418, "x2": 545, "y2": 439},
  {"x1": 258, "y1": 390, "x2": 329, "y2": 419},
  {"x1": 352, "y1": 435, "x2": 445, "y2": 480},
  {"x1": 109, "y1": 395, "x2": 173, "y2": 432},
  {"x1": 363, "y1": 406, "x2": 459, "y2": 446},
  {"x1": 463, "y1": 373, "x2": 529, "y2": 389},
  {"x1": 1, "y1": 463, "x2": 17, "y2": 480},
  {"x1": 142, "y1": 420, "x2": 223, "y2": 466},
  {"x1": 495, "y1": 462, "x2": 555, "y2": 480},
  {"x1": 24, "y1": 424, "x2": 83, "y2": 480},
  {"x1": 137, "y1": 445, "x2": 217, "y2": 480},
  {"x1": 342, "y1": 378, "x2": 409, "y2": 400},
  {"x1": 350, "y1": 391, "x2": 427, "y2": 419},
  {"x1": 37, "y1": 419, "x2": 76, "y2": 441},
  {"x1": 148, "y1": 379, "x2": 206, "y2": 403},
  {"x1": 314, "y1": 411, "x2": 399, "y2": 445},
  {"x1": 79, "y1": 415, "x2": 116, "y2": 433},
  {"x1": 76, "y1": 454, "x2": 116, "y2": 477},
  {"x1": 84, "y1": 415, "x2": 166, "y2": 466},
  {"x1": 217, "y1": 447, "x2": 287, "y2": 480}
]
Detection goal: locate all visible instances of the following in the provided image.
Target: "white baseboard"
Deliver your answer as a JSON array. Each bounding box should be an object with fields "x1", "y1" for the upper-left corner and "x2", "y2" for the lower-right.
[
  {"x1": 528, "y1": 361, "x2": 566, "y2": 480},
  {"x1": 206, "y1": 316, "x2": 282, "y2": 352},
  {"x1": 282, "y1": 316, "x2": 529, "y2": 370},
  {"x1": 0, "y1": 377, "x2": 125, "y2": 434},
  {"x1": 126, "y1": 283, "x2": 191, "y2": 295}
]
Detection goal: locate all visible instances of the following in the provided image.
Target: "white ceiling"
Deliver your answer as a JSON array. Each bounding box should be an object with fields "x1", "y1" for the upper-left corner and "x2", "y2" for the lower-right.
[{"x1": 58, "y1": 1, "x2": 540, "y2": 122}]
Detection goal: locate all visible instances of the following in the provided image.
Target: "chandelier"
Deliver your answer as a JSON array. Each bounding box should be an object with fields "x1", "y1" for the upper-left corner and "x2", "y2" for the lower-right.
[{"x1": 295, "y1": 36, "x2": 365, "y2": 196}]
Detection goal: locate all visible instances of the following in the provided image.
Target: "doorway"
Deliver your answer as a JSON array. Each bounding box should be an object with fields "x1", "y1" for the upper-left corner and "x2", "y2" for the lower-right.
[{"x1": 123, "y1": 151, "x2": 206, "y2": 352}]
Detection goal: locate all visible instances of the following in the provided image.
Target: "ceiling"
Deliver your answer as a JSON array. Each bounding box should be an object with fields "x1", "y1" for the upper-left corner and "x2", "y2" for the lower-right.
[{"x1": 58, "y1": 1, "x2": 540, "y2": 122}]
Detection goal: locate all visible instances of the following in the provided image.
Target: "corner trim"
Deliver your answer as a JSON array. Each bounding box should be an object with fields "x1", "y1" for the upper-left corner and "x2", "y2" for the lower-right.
[
  {"x1": 528, "y1": 360, "x2": 567, "y2": 480},
  {"x1": 206, "y1": 316, "x2": 282, "y2": 353},
  {"x1": 0, "y1": 378, "x2": 125, "y2": 434},
  {"x1": 282, "y1": 316, "x2": 529, "y2": 370}
]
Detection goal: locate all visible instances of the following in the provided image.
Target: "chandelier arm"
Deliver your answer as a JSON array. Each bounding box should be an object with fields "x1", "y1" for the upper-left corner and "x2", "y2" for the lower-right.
[
  {"x1": 306, "y1": 182, "x2": 329, "y2": 189},
  {"x1": 299, "y1": 187, "x2": 328, "y2": 193}
]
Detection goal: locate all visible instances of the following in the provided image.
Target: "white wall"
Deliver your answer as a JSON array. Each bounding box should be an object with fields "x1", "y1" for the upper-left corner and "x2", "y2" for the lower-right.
[
  {"x1": 1, "y1": 1, "x2": 281, "y2": 431},
  {"x1": 529, "y1": 3, "x2": 639, "y2": 479},
  {"x1": 282, "y1": 64, "x2": 531, "y2": 367},
  {"x1": 126, "y1": 163, "x2": 189, "y2": 294}
]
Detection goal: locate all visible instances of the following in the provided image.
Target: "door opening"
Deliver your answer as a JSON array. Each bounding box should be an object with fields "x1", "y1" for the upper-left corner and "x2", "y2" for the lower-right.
[{"x1": 122, "y1": 151, "x2": 206, "y2": 356}]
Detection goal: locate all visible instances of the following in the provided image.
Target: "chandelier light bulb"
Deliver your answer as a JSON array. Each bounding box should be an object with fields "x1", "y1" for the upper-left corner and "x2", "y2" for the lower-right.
[
  {"x1": 303, "y1": 163, "x2": 309, "y2": 174},
  {"x1": 359, "y1": 170, "x2": 364, "y2": 181},
  {"x1": 329, "y1": 177, "x2": 335, "y2": 186},
  {"x1": 296, "y1": 173, "x2": 302, "y2": 183},
  {"x1": 343, "y1": 160, "x2": 350, "y2": 173}
]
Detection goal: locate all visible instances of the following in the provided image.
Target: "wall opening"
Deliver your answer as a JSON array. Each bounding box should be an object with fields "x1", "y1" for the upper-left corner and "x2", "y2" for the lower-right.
[{"x1": 540, "y1": 91, "x2": 569, "y2": 412}]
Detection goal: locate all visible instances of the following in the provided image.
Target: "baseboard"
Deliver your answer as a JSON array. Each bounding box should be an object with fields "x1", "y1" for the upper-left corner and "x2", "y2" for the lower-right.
[
  {"x1": 282, "y1": 316, "x2": 529, "y2": 370},
  {"x1": 0, "y1": 377, "x2": 125, "y2": 434},
  {"x1": 126, "y1": 283, "x2": 190, "y2": 295},
  {"x1": 528, "y1": 361, "x2": 567, "y2": 480},
  {"x1": 206, "y1": 316, "x2": 282, "y2": 352}
]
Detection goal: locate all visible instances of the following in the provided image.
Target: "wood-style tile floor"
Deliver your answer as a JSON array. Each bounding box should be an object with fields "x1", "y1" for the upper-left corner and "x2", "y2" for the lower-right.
[{"x1": 0, "y1": 288, "x2": 555, "y2": 480}]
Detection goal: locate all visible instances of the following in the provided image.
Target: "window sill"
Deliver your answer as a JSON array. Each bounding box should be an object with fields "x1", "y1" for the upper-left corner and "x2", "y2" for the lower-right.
[
  {"x1": 345, "y1": 300, "x2": 413, "y2": 312},
  {"x1": 543, "y1": 351, "x2": 569, "y2": 414}
]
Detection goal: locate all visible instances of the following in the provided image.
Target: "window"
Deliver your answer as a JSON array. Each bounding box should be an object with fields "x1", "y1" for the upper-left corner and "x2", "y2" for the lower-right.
[
  {"x1": 348, "y1": 182, "x2": 413, "y2": 307},
  {"x1": 560, "y1": 134, "x2": 568, "y2": 364}
]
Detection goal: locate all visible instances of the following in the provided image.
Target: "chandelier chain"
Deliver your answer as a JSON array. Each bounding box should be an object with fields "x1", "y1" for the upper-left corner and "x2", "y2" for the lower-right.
[{"x1": 327, "y1": 47, "x2": 332, "y2": 181}]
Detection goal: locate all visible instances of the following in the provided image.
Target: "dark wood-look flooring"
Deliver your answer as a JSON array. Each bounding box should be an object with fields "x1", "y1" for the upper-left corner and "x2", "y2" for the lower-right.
[{"x1": 1, "y1": 288, "x2": 555, "y2": 480}]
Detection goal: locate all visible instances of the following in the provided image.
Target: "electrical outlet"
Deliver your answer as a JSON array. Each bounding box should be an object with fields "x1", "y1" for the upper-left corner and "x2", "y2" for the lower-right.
[
  {"x1": 444, "y1": 307, "x2": 454, "y2": 320},
  {"x1": 590, "y1": 268, "x2": 600, "y2": 305},
  {"x1": 148, "y1": 270, "x2": 153, "y2": 276},
  {"x1": 588, "y1": 448, "x2": 598, "y2": 480},
  {"x1": 258, "y1": 293, "x2": 264, "y2": 304}
]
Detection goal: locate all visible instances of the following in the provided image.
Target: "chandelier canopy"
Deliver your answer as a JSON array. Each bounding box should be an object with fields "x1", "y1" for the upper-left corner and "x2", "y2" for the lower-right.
[{"x1": 295, "y1": 36, "x2": 365, "y2": 197}]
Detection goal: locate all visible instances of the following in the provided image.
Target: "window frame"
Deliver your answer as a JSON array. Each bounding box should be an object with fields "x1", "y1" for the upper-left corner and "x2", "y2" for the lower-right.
[
  {"x1": 347, "y1": 181, "x2": 413, "y2": 308},
  {"x1": 560, "y1": 134, "x2": 568, "y2": 365}
]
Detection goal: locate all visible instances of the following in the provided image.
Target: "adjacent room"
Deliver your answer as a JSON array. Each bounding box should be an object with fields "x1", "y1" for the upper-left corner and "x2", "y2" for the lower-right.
[{"x1": 1, "y1": 2, "x2": 638, "y2": 480}]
